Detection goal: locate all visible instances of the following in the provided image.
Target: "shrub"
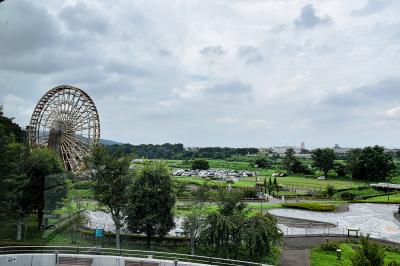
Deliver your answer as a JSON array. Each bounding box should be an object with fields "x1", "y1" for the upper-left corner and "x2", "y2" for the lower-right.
[
  {"x1": 340, "y1": 191, "x2": 355, "y2": 201},
  {"x1": 326, "y1": 185, "x2": 335, "y2": 198},
  {"x1": 351, "y1": 236, "x2": 385, "y2": 266},
  {"x1": 253, "y1": 157, "x2": 271, "y2": 168},
  {"x1": 388, "y1": 261, "x2": 400, "y2": 266},
  {"x1": 320, "y1": 240, "x2": 340, "y2": 251},
  {"x1": 282, "y1": 202, "x2": 336, "y2": 212},
  {"x1": 191, "y1": 159, "x2": 210, "y2": 170},
  {"x1": 242, "y1": 189, "x2": 258, "y2": 199}
]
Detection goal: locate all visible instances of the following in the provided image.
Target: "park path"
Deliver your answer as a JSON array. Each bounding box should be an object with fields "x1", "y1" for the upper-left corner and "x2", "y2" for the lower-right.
[{"x1": 280, "y1": 249, "x2": 310, "y2": 266}]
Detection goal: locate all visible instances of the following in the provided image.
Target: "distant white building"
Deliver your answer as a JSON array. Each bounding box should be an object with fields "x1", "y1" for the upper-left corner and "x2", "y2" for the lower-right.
[{"x1": 333, "y1": 144, "x2": 352, "y2": 155}]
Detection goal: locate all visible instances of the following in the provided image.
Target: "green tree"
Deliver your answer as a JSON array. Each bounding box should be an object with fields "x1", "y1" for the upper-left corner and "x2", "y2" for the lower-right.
[
  {"x1": 334, "y1": 162, "x2": 347, "y2": 177},
  {"x1": 292, "y1": 159, "x2": 311, "y2": 175},
  {"x1": 243, "y1": 214, "x2": 282, "y2": 262},
  {"x1": 25, "y1": 148, "x2": 64, "y2": 230},
  {"x1": 191, "y1": 159, "x2": 210, "y2": 170},
  {"x1": 199, "y1": 190, "x2": 282, "y2": 263},
  {"x1": 352, "y1": 236, "x2": 385, "y2": 266},
  {"x1": 347, "y1": 146, "x2": 395, "y2": 181},
  {"x1": 253, "y1": 157, "x2": 270, "y2": 168},
  {"x1": 90, "y1": 145, "x2": 133, "y2": 249},
  {"x1": 0, "y1": 143, "x2": 33, "y2": 240},
  {"x1": 182, "y1": 205, "x2": 205, "y2": 255},
  {"x1": 273, "y1": 177, "x2": 279, "y2": 192},
  {"x1": 267, "y1": 177, "x2": 273, "y2": 195},
  {"x1": 282, "y1": 148, "x2": 296, "y2": 175},
  {"x1": 312, "y1": 148, "x2": 336, "y2": 177},
  {"x1": 62, "y1": 183, "x2": 88, "y2": 244},
  {"x1": 126, "y1": 161, "x2": 175, "y2": 248}
]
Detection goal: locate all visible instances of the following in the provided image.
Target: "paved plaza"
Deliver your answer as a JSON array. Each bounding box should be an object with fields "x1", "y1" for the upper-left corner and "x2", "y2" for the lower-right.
[{"x1": 269, "y1": 203, "x2": 400, "y2": 242}]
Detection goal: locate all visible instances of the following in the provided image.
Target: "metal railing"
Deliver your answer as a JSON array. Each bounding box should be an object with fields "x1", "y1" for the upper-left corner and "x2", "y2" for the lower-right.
[{"x1": 0, "y1": 246, "x2": 267, "y2": 266}]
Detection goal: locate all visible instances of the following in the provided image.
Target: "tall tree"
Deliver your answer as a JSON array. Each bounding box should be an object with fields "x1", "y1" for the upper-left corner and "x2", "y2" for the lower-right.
[
  {"x1": 89, "y1": 145, "x2": 133, "y2": 249},
  {"x1": 126, "y1": 161, "x2": 175, "y2": 248},
  {"x1": 243, "y1": 214, "x2": 282, "y2": 262},
  {"x1": 282, "y1": 148, "x2": 296, "y2": 175},
  {"x1": 182, "y1": 205, "x2": 205, "y2": 255},
  {"x1": 312, "y1": 148, "x2": 336, "y2": 177},
  {"x1": 25, "y1": 148, "x2": 64, "y2": 230},
  {"x1": 347, "y1": 146, "x2": 394, "y2": 182}
]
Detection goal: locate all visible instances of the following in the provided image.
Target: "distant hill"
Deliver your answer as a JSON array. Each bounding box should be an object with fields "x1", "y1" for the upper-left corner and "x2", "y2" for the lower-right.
[{"x1": 100, "y1": 139, "x2": 123, "y2": 145}]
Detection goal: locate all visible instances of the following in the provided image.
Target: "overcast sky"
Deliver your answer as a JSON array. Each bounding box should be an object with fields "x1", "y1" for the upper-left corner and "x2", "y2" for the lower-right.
[{"x1": 1, "y1": 0, "x2": 400, "y2": 148}]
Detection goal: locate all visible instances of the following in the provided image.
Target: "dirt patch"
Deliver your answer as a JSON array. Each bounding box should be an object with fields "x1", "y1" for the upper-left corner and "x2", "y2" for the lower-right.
[
  {"x1": 280, "y1": 249, "x2": 310, "y2": 266},
  {"x1": 333, "y1": 203, "x2": 349, "y2": 213}
]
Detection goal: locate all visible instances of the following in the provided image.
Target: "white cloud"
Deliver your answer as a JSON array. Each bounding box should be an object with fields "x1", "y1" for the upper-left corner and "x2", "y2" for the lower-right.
[
  {"x1": 1, "y1": 0, "x2": 400, "y2": 147},
  {"x1": 215, "y1": 117, "x2": 240, "y2": 124},
  {"x1": 385, "y1": 107, "x2": 400, "y2": 118},
  {"x1": 247, "y1": 120, "x2": 273, "y2": 129}
]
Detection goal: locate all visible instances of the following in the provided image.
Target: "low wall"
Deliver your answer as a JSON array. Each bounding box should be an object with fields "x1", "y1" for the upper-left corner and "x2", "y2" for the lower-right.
[{"x1": 0, "y1": 254, "x2": 208, "y2": 266}]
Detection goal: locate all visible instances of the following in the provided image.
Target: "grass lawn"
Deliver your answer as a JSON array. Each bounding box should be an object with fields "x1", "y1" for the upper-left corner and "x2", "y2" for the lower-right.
[
  {"x1": 359, "y1": 193, "x2": 400, "y2": 203},
  {"x1": 247, "y1": 203, "x2": 283, "y2": 210},
  {"x1": 273, "y1": 176, "x2": 367, "y2": 190},
  {"x1": 282, "y1": 202, "x2": 336, "y2": 212},
  {"x1": 311, "y1": 243, "x2": 400, "y2": 266}
]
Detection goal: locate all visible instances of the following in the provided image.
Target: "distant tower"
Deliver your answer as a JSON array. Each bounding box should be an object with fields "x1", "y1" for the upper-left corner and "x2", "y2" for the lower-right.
[{"x1": 300, "y1": 142, "x2": 305, "y2": 150}]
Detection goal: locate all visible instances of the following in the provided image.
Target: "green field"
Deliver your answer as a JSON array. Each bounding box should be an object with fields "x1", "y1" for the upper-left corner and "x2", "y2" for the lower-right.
[
  {"x1": 360, "y1": 193, "x2": 400, "y2": 203},
  {"x1": 311, "y1": 243, "x2": 400, "y2": 266}
]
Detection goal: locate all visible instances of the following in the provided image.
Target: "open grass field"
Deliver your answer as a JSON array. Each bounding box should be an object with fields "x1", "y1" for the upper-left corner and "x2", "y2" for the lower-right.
[
  {"x1": 360, "y1": 193, "x2": 400, "y2": 203},
  {"x1": 311, "y1": 243, "x2": 400, "y2": 266},
  {"x1": 167, "y1": 159, "x2": 368, "y2": 191}
]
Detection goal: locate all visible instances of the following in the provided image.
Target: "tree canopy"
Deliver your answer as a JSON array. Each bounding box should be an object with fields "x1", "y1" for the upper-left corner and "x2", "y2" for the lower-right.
[
  {"x1": 191, "y1": 159, "x2": 210, "y2": 170},
  {"x1": 90, "y1": 145, "x2": 133, "y2": 249},
  {"x1": 347, "y1": 146, "x2": 394, "y2": 181},
  {"x1": 126, "y1": 161, "x2": 175, "y2": 248},
  {"x1": 312, "y1": 148, "x2": 336, "y2": 177}
]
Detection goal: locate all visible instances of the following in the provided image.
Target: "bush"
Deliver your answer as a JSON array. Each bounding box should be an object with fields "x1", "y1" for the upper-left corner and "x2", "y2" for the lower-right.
[
  {"x1": 292, "y1": 160, "x2": 312, "y2": 175},
  {"x1": 352, "y1": 236, "x2": 385, "y2": 266},
  {"x1": 191, "y1": 159, "x2": 210, "y2": 170},
  {"x1": 253, "y1": 158, "x2": 271, "y2": 168},
  {"x1": 320, "y1": 240, "x2": 340, "y2": 251},
  {"x1": 282, "y1": 202, "x2": 336, "y2": 212},
  {"x1": 326, "y1": 185, "x2": 335, "y2": 198},
  {"x1": 340, "y1": 191, "x2": 355, "y2": 201},
  {"x1": 388, "y1": 261, "x2": 400, "y2": 266},
  {"x1": 242, "y1": 189, "x2": 258, "y2": 199}
]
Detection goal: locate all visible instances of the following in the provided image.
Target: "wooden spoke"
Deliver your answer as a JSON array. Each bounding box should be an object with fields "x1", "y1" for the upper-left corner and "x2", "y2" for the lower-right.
[{"x1": 28, "y1": 85, "x2": 100, "y2": 176}]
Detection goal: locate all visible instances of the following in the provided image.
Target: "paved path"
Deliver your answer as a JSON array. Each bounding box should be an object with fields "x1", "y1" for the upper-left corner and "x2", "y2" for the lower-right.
[
  {"x1": 270, "y1": 203, "x2": 400, "y2": 242},
  {"x1": 280, "y1": 249, "x2": 310, "y2": 266}
]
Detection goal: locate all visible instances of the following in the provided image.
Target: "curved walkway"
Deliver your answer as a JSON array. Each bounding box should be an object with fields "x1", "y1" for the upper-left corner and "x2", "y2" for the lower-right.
[{"x1": 270, "y1": 203, "x2": 400, "y2": 242}]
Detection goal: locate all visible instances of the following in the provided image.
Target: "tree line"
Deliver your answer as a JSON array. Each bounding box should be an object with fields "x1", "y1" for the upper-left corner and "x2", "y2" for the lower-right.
[
  {"x1": 106, "y1": 143, "x2": 259, "y2": 159},
  {"x1": 281, "y1": 147, "x2": 395, "y2": 181}
]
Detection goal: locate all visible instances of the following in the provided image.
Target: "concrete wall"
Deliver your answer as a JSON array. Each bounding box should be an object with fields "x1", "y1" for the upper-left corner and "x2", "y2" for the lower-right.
[
  {"x1": 0, "y1": 254, "x2": 56, "y2": 266},
  {"x1": 0, "y1": 254, "x2": 209, "y2": 266}
]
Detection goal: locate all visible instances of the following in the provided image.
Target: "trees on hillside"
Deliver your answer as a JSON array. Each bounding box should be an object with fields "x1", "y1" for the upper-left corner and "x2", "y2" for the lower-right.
[
  {"x1": 347, "y1": 146, "x2": 394, "y2": 181},
  {"x1": 312, "y1": 148, "x2": 336, "y2": 177},
  {"x1": 126, "y1": 161, "x2": 175, "y2": 248},
  {"x1": 89, "y1": 145, "x2": 133, "y2": 249}
]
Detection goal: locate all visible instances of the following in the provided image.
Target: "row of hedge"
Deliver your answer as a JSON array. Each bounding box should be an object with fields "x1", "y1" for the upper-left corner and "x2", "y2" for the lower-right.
[{"x1": 282, "y1": 202, "x2": 336, "y2": 212}]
